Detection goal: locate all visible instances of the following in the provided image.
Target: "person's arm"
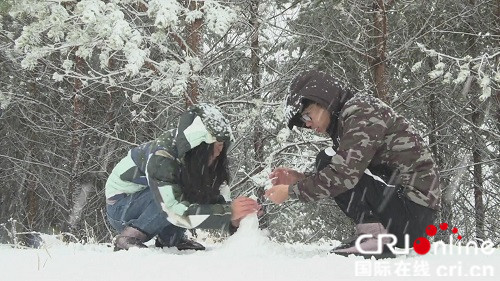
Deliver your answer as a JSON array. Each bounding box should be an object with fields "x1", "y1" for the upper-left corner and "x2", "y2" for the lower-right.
[
  {"x1": 145, "y1": 149, "x2": 232, "y2": 230},
  {"x1": 290, "y1": 101, "x2": 390, "y2": 201},
  {"x1": 146, "y1": 149, "x2": 259, "y2": 231}
]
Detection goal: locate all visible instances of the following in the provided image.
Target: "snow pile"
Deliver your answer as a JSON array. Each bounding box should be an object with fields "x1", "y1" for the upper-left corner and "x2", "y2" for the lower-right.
[
  {"x1": 218, "y1": 213, "x2": 282, "y2": 256},
  {"x1": 0, "y1": 217, "x2": 499, "y2": 281}
]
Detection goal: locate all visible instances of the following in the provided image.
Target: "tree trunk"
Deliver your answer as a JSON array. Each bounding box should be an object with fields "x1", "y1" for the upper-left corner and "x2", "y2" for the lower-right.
[
  {"x1": 427, "y1": 92, "x2": 452, "y2": 243},
  {"x1": 471, "y1": 99, "x2": 485, "y2": 242},
  {"x1": 250, "y1": 0, "x2": 263, "y2": 163},
  {"x1": 185, "y1": 0, "x2": 204, "y2": 106},
  {"x1": 249, "y1": 0, "x2": 267, "y2": 229},
  {"x1": 66, "y1": 51, "x2": 85, "y2": 235},
  {"x1": 371, "y1": 0, "x2": 389, "y2": 102},
  {"x1": 24, "y1": 83, "x2": 40, "y2": 231},
  {"x1": 466, "y1": 0, "x2": 485, "y2": 243}
]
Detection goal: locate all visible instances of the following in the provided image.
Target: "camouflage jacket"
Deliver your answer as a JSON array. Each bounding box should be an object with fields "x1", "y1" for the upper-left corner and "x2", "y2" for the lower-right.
[
  {"x1": 105, "y1": 103, "x2": 237, "y2": 230},
  {"x1": 286, "y1": 71, "x2": 441, "y2": 210}
]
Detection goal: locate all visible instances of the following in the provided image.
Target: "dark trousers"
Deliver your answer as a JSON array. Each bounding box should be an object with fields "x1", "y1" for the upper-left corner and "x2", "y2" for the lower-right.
[{"x1": 334, "y1": 173, "x2": 436, "y2": 248}]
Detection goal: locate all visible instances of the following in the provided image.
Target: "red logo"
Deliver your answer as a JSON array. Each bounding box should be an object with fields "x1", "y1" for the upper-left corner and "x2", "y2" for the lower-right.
[{"x1": 413, "y1": 223, "x2": 462, "y2": 255}]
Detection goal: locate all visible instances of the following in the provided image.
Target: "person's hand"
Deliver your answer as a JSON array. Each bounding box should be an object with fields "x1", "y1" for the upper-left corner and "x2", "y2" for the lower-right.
[
  {"x1": 230, "y1": 197, "x2": 261, "y2": 227},
  {"x1": 264, "y1": 184, "x2": 290, "y2": 204},
  {"x1": 269, "y1": 167, "x2": 305, "y2": 186}
]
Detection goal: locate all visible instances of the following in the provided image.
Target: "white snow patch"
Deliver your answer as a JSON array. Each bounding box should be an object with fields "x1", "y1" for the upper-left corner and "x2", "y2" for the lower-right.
[{"x1": 0, "y1": 217, "x2": 499, "y2": 280}]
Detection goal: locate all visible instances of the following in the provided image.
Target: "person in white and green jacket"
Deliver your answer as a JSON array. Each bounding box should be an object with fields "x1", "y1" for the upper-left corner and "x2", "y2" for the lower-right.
[{"x1": 105, "y1": 103, "x2": 260, "y2": 251}]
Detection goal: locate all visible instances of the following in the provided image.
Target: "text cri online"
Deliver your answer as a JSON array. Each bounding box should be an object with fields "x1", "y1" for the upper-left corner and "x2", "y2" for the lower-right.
[
  {"x1": 354, "y1": 261, "x2": 495, "y2": 277},
  {"x1": 436, "y1": 263, "x2": 494, "y2": 277}
]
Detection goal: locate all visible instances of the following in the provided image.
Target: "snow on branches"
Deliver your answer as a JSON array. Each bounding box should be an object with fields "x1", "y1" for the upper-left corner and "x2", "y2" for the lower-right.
[{"x1": 11, "y1": 0, "x2": 237, "y2": 95}]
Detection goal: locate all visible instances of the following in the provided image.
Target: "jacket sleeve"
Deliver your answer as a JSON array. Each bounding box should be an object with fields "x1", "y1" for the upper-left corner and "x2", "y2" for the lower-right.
[
  {"x1": 289, "y1": 101, "x2": 390, "y2": 201},
  {"x1": 146, "y1": 149, "x2": 233, "y2": 231}
]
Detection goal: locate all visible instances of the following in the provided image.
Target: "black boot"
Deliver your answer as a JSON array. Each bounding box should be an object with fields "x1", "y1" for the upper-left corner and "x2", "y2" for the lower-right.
[
  {"x1": 330, "y1": 223, "x2": 396, "y2": 259},
  {"x1": 175, "y1": 236, "x2": 205, "y2": 251},
  {"x1": 114, "y1": 227, "x2": 148, "y2": 251},
  {"x1": 155, "y1": 236, "x2": 205, "y2": 251}
]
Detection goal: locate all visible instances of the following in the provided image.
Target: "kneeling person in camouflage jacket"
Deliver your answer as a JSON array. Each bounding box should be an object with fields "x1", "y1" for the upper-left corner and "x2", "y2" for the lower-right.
[{"x1": 265, "y1": 70, "x2": 441, "y2": 259}]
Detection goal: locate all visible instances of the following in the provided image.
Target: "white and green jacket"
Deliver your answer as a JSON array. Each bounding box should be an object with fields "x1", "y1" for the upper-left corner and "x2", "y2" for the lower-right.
[{"x1": 105, "y1": 103, "x2": 235, "y2": 231}]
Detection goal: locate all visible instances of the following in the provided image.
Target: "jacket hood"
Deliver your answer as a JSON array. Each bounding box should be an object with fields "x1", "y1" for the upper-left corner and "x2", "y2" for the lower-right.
[
  {"x1": 175, "y1": 103, "x2": 234, "y2": 158},
  {"x1": 285, "y1": 70, "x2": 355, "y2": 130}
]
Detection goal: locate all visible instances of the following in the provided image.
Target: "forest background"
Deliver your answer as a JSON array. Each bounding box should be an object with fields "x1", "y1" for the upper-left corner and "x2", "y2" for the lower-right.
[{"x1": 0, "y1": 0, "x2": 498, "y2": 247}]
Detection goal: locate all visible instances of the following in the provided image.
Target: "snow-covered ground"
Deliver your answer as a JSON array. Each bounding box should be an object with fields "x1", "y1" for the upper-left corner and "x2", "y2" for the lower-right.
[{"x1": 1, "y1": 215, "x2": 498, "y2": 280}]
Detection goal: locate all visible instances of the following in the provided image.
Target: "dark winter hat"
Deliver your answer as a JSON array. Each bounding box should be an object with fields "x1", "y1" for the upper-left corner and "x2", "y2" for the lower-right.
[{"x1": 284, "y1": 70, "x2": 354, "y2": 129}]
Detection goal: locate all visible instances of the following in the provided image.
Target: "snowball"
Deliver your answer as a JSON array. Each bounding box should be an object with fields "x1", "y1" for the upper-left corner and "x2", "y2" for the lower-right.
[{"x1": 218, "y1": 213, "x2": 279, "y2": 256}]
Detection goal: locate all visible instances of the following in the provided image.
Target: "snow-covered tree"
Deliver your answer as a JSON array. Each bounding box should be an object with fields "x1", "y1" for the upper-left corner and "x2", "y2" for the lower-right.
[{"x1": 0, "y1": 0, "x2": 497, "y2": 246}]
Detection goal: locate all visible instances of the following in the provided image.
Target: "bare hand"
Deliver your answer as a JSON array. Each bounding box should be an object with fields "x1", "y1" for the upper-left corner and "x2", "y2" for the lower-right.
[
  {"x1": 269, "y1": 167, "x2": 305, "y2": 186},
  {"x1": 231, "y1": 197, "x2": 261, "y2": 227},
  {"x1": 264, "y1": 184, "x2": 290, "y2": 204}
]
